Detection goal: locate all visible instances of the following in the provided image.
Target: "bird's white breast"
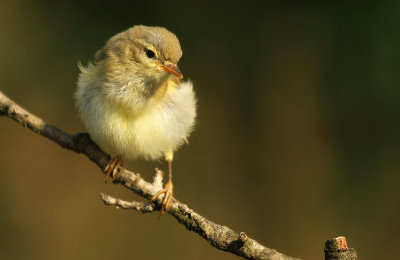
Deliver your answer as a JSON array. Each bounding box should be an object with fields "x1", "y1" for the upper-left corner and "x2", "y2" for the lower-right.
[{"x1": 75, "y1": 76, "x2": 196, "y2": 161}]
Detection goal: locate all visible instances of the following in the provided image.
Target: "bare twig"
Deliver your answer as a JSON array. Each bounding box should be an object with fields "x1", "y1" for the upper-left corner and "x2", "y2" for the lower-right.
[
  {"x1": 100, "y1": 193, "x2": 155, "y2": 213},
  {"x1": 0, "y1": 90, "x2": 299, "y2": 260}
]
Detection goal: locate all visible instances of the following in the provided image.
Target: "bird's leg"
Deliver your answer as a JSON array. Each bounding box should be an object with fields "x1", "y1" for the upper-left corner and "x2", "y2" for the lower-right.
[
  {"x1": 104, "y1": 156, "x2": 123, "y2": 182},
  {"x1": 151, "y1": 153, "x2": 174, "y2": 216}
]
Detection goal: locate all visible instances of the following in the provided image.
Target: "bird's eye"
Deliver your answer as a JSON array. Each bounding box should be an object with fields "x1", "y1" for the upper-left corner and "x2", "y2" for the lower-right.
[{"x1": 145, "y1": 49, "x2": 155, "y2": 58}]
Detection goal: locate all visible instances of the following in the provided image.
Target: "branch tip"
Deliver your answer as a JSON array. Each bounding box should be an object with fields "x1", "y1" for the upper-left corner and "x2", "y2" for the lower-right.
[{"x1": 324, "y1": 236, "x2": 357, "y2": 260}]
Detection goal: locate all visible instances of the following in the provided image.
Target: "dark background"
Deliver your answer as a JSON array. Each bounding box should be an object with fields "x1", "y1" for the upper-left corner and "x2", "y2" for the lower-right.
[{"x1": 1, "y1": 1, "x2": 399, "y2": 259}]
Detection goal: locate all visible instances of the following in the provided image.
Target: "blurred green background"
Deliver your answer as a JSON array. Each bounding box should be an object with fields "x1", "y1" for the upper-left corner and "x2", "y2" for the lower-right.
[{"x1": 1, "y1": 1, "x2": 399, "y2": 259}]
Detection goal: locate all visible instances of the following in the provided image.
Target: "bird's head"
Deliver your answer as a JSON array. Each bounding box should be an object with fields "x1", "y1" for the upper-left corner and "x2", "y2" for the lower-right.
[
  {"x1": 128, "y1": 25, "x2": 183, "y2": 81},
  {"x1": 95, "y1": 25, "x2": 183, "y2": 103}
]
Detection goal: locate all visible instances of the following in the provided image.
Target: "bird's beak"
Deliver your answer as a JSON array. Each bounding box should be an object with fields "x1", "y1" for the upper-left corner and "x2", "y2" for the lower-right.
[{"x1": 158, "y1": 63, "x2": 183, "y2": 79}]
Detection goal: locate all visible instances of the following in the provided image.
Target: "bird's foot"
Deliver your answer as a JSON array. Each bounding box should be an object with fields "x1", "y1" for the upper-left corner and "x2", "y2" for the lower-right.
[
  {"x1": 104, "y1": 157, "x2": 122, "y2": 182},
  {"x1": 151, "y1": 180, "x2": 173, "y2": 216}
]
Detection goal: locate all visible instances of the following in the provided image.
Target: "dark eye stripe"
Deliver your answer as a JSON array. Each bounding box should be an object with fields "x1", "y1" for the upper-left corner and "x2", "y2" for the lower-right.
[{"x1": 145, "y1": 49, "x2": 155, "y2": 58}]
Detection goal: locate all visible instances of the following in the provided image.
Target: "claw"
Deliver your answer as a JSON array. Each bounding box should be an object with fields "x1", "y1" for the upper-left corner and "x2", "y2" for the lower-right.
[
  {"x1": 151, "y1": 180, "x2": 173, "y2": 216},
  {"x1": 104, "y1": 157, "x2": 123, "y2": 182}
]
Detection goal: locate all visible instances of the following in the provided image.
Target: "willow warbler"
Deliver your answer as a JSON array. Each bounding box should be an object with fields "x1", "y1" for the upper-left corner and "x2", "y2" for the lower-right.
[{"x1": 75, "y1": 25, "x2": 197, "y2": 215}]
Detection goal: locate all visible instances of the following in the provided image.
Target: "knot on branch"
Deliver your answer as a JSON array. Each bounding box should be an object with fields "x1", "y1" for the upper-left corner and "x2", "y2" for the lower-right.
[{"x1": 225, "y1": 232, "x2": 247, "y2": 251}]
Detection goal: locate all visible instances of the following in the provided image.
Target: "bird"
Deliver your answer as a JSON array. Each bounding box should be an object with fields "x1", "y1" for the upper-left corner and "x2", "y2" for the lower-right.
[{"x1": 75, "y1": 25, "x2": 197, "y2": 215}]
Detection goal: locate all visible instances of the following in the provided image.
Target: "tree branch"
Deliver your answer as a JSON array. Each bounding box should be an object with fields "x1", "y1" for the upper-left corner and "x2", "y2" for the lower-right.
[
  {"x1": 100, "y1": 193, "x2": 156, "y2": 213},
  {"x1": 0, "y1": 90, "x2": 304, "y2": 259}
]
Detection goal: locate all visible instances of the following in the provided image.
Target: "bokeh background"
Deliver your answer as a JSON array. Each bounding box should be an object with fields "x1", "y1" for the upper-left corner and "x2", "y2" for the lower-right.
[{"x1": 1, "y1": 1, "x2": 399, "y2": 259}]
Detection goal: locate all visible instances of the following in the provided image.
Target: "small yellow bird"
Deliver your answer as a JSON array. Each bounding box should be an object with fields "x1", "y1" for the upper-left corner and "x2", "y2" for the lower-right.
[{"x1": 75, "y1": 25, "x2": 197, "y2": 215}]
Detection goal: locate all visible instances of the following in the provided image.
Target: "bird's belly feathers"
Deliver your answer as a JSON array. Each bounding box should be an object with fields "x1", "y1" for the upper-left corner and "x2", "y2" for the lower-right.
[{"x1": 78, "y1": 82, "x2": 196, "y2": 161}]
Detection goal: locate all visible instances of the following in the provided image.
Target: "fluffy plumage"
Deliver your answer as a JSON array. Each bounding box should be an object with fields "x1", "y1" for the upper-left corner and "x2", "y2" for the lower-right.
[{"x1": 75, "y1": 25, "x2": 196, "y2": 162}]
